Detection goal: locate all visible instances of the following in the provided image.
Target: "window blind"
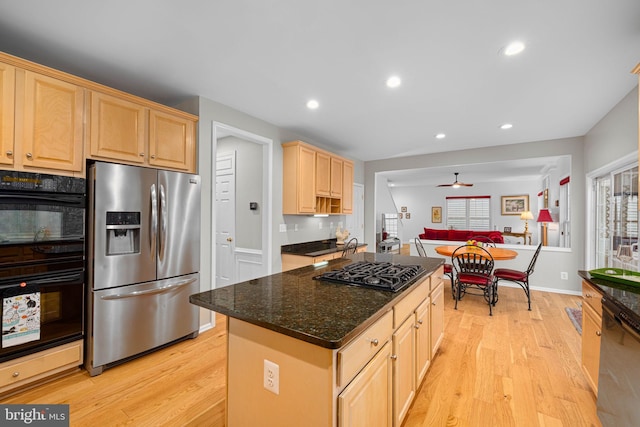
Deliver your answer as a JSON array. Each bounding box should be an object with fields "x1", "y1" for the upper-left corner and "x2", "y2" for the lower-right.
[{"x1": 446, "y1": 196, "x2": 491, "y2": 230}]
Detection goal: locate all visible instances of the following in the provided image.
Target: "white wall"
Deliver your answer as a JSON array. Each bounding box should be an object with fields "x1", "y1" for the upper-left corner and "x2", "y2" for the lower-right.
[
  {"x1": 365, "y1": 136, "x2": 586, "y2": 293},
  {"x1": 389, "y1": 179, "x2": 541, "y2": 244}
]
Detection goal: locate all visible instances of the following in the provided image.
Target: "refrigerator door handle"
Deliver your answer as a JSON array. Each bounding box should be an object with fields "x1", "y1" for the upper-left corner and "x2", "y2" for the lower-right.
[
  {"x1": 99, "y1": 277, "x2": 197, "y2": 300},
  {"x1": 159, "y1": 184, "x2": 167, "y2": 261},
  {"x1": 150, "y1": 183, "x2": 158, "y2": 257}
]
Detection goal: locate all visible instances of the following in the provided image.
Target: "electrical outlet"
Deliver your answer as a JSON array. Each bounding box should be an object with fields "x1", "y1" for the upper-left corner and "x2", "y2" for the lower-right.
[
  {"x1": 294, "y1": 224, "x2": 298, "y2": 231},
  {"x1": 279, "y1": 224, "x2": 287, "y2": 232},
  {"x1": 318, "y1": 222, "x2": 323, "y2": 229},
  {"x1": 264, "y1": 359, "x2": 279, "y2": 395},
  {"x1": 560, "y1": 272, "x2": 568, "y2": 280}
]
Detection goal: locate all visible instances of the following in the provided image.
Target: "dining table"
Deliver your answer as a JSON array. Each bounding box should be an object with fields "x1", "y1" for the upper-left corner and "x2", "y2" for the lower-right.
[{"x1": 434, "y1": 244, "x2": 518, "y2": 260}]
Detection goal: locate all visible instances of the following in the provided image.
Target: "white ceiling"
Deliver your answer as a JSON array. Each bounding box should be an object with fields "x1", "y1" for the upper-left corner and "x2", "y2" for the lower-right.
[{"x1": 0, "y1": 1, "x2": 638, "y2": 163}]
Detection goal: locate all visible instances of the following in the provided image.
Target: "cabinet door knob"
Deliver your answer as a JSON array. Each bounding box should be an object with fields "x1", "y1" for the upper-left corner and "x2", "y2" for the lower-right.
[
  {"x1": 139, "y1": 153, "x2": 145, "y2": 157},
  {"x1": 226, "y1": 237, "x2": 233, "y2": 242},
  {"x1": 370, "y1": 338, "x2": 379, "y2": 346},
  {"x1": 5, "y1": 150, "x2": 12, "y2": 156},
  {"x1": 417, "y1": 319, "x2": 423, "y2": 325},
  {"x1": 26, "y1": 153, "x2": 33, "y2": 159},
  {"x1": 390, "y1": 354, "x2": 397, "y2": 360},
  {"x1": 150, "y1": 154, "x2": 156, "y2": 159},
  {"x1": 12, "y1": 372, "x2": 19, "y2": 377},
  {"x1": 596, "y1": 331, "x2": 601, "y2": 336},
  {"x1": 414, "y1": 324, "x2": 421, "y2": 329},
  {"x1": 432, "y1": 301, "x2": 437, "y2": 306},
  {"x1": 585, "y1": 293, "x2": 592, "y2": 298}
]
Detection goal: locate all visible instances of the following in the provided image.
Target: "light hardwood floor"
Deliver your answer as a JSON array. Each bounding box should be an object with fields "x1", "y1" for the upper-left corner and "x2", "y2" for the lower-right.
[{"x1": 3, "y1": 283, "x2": 599, "y2": 426}]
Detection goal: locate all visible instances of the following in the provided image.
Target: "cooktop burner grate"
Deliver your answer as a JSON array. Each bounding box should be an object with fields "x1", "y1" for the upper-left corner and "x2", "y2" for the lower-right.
[{"x1": 313, "y1": 261, "x2": 424, "y2": 292}]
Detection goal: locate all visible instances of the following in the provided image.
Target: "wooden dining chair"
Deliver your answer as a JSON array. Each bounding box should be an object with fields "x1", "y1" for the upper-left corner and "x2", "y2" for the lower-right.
[
  {"x1": 493, "y1": 243, "x2": 542, "y2": 310},
  {"x1": 341, "y1": 237, "x2": 358, "y2": 257},
  {"x1": 452, "y1": 245, "x2": 496, "y2": 315}
]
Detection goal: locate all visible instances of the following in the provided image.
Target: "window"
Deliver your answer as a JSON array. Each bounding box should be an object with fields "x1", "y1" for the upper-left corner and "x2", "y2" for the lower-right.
[
  {"x1": 594, "y1": 164, "x2": 638, "y2": 270},
  {"x1": 446, "y1": 196, "x2": 491, "y2": 230}
]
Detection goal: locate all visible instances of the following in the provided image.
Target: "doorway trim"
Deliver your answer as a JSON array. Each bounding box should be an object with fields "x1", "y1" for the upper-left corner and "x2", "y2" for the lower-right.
[{"x1": 211, "y1": 121, "x2": 273, "y2": 287}]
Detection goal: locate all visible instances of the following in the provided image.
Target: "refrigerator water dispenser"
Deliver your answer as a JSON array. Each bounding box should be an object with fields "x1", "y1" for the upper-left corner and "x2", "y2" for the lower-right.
[{"x1": 106, "y1": 211, "x2": 140, "y2": 255}]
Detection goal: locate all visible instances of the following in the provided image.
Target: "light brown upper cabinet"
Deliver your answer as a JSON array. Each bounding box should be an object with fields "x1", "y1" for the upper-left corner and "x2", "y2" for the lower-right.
[
  {"x1": 330, "y1": 156, "x2": 343, "y2": 198},
  {"x1": 283, "y1": 140, "x2": 354, "y2": 215},
  {"x1": 148, "y1": 109, "x2": 195, "y2": 171},
  {"x1": 89, "y1": 91, "x2": 147, "y2": 164},
  {"x1": 342, "y1": 160, "x2": 354, "y2": 214},
  {"x1": 19, "y1": 71, "x2": 84, "y2": 173},
  {"x1": 283, "y1": 141, "x2": 317, "y2": 214},
  {"x1": 88, "y1": 92, "x2": 196, "y2": 172},
  {"x1": 0, "y1": 63, "x2": 15, "y2": 166},
  {"x1": 0, "y1": 51, "x2": 198, "y2": 176}
]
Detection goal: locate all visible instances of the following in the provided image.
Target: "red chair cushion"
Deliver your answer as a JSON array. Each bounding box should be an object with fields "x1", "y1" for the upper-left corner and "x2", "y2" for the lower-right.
[
  {"x1": 444, "y1": 263, "x2": 452, "y2": 273},
  {"x1": 494, "y1": 268, "x2": 527, "y2": 281},
  {"x1": 458, "y1": 273, "x2": 493, "y2": 286}
]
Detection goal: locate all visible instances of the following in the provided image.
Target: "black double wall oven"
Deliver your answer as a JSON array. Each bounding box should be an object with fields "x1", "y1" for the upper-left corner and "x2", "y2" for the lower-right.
[{"x1": 0, "y1": 171, "x2": 85, "y2": 362}]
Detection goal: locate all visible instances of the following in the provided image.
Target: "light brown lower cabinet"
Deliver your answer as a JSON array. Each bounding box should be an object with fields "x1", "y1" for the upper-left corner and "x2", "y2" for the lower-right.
[
  {"x1": 0, "y1": 340, "x2": 83, "y2": 396},
  {"x1": 281, "y1": 245, "x2": 368, "y2": 272},
  {"x1": 338, "y1": 342, "x2": 392, "y2": 427},
  {"x1": 581, "y1": 280, "x2": 602, "y2": 395}
]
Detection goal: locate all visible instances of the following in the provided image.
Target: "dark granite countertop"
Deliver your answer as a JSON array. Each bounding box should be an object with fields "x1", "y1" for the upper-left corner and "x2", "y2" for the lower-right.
[
  {"x1": 578, "y1": 270, "x2": 640, "y2": 321},
  {"x1": 190, "y1": 253, "x2": 443, "y2": 349},
  {"x1": 281, "y1": 238, "x2": 368, "y2": 257}
]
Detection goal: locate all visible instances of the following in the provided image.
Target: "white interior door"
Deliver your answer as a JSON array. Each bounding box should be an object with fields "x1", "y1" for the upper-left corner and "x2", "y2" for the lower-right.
[{"x1": 215, "y1": 153, "x2": 236, "y2": 287}]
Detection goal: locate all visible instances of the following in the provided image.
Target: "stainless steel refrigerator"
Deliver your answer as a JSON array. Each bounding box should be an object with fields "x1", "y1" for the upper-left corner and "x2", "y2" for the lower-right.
[{"x1": 86, "y1": 162, "x2": 201, "y2": 376}]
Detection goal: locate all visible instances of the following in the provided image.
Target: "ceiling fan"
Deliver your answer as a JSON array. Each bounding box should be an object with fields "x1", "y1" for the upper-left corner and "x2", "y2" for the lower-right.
[{"x1": 437, "y1": 172, "x2": 473, "y2": 188}]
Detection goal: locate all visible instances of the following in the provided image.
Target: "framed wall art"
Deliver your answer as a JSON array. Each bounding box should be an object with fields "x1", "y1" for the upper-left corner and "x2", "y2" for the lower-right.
[
  {"x1": 501, "y1": 195, "x2": 529, "y2": 215},
  {"x1": 432, "y1": 206, "x2": 442, "y2": 223}
]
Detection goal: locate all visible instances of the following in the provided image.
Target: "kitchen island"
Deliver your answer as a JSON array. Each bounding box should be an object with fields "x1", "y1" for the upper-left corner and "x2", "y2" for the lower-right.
[{"x1": 190, "y1": 253, "x2": 444, "y2": 427}]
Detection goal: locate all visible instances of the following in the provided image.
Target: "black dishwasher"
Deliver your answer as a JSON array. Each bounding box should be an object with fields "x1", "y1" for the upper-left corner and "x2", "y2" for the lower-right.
[{"x1": 597, "y1": 293, "x2": 640, "y2": 427}]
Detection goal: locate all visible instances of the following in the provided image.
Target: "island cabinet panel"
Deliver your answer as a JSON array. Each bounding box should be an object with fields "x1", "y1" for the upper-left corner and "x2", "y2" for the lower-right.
[
  {"x1": 19, "y1": 71, "x2": 84, "y2": 173},
  {"x1": 227, "y1": 318, "x2": 335, "y2": 427},
  {"x1": 338, "y1": 310, "x2": 393, "y2": 387},
  {"x1": 430, "y1": 275, "x2": 445, "y2": 357},
  {"x1": 0, "y1": 62, "x2": 15, "y2": 166},
  {"x1": 581, "y1": 280, "x2": 602, "y2": 395},
  {"x1": 415, "y1": 296, "x2": 431, "y2": 385},
  {"x1": 339, "y1": 342, "x2": 392, "y2": 427},
  {"x1": 89, "y1": 91, "x2": 147, "y2": 164},
  {"x1": 392, "y1": 316, "x2": 415, "y2": 426}
]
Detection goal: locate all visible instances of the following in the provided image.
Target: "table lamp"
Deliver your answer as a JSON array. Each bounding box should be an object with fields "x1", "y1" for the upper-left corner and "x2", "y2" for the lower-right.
[
  {"x1": 537, "y1": 209, "x2": 553, "y2": 246},
  {"x1": 520, "y1": 211, "x2": 534, "y2": 233}
]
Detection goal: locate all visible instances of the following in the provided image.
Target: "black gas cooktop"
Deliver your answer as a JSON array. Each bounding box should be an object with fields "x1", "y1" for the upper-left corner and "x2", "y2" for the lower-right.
[{"x1": 314, "y1": 261, "x2": 425, "y2": 292}]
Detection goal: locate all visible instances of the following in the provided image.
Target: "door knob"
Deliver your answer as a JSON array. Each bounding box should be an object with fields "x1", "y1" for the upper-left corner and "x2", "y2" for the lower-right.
[{"x1": 227, "y1": 237, "x2": 233, "y2": 242}]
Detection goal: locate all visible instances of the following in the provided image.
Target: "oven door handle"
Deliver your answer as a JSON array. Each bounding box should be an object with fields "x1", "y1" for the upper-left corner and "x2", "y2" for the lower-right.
[
  {"x1": 0, "y1": 193, "x2": 84, "y2": 207},
  {"x1": 99, "y1": 277, "x2": 196, "y2": 300},
  {"x1": 602, "y1": 297, "x2": 640, "y2": 341}
]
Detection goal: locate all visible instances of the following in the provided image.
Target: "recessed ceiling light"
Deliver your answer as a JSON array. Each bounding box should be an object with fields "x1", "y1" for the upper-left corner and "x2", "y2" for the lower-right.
[
  {"x1": 306, "y1": 99, "x2": 319, "y2": 109},
  {"x1": 503, "y1": 41, "x2": 525, "y2": 56},
  {"x1": 500, "y1": 123, "x2": 513, "y2": 130},
  {"x1": 386, "y1": 76, "x2": 402, "y2": 88},
  {"x1": 435, "y1": 133, "x2": 446, "y2": 139}
]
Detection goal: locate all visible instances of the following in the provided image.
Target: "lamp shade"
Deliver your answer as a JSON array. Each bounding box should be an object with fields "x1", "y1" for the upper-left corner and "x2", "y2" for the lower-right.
[
  {"x1": 536, "y1": 209, "x2": 553, "y2": 223},
  {"x1": 520, "y1": 211, "x2": 534, "y2": 220}
]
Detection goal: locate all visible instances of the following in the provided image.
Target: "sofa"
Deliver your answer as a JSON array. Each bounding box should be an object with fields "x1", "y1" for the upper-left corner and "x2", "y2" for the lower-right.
[{"x1": 418, "y1": 228, "x2": 504, "y2": 244}]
